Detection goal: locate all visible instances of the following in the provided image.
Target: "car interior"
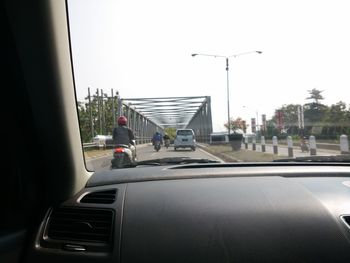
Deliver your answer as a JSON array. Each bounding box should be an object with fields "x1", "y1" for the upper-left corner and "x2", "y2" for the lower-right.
[{"x1": 3, "y1": 1, "x2": 350, "y2": 263}]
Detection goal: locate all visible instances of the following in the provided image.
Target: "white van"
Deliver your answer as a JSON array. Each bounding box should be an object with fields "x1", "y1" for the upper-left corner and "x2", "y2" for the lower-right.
[{"x1": 174, "y1": 129, "x2": 196, "y2": 151}]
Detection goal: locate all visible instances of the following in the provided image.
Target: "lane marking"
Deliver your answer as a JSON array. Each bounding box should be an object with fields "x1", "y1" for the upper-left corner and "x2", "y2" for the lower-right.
[{"x1": 198, "y1": 147, "x2": 225, "y2": 163}]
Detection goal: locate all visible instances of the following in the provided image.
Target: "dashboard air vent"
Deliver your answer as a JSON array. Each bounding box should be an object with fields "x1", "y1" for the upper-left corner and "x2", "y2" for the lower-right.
[
  {"x1": 80, "y1": 189, "x2": 117, "y2": 204},
  {"x1": 341, "y1": 215, "x2": 350, "y2": 229},
  {"x1": 47, "y1": 207, "x2": 114, "y2": 243}
]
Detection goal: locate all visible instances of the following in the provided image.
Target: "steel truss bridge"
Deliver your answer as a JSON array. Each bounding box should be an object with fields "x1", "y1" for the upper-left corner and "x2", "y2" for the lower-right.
[{"x1": 118, "y1": 96, "x2": 212, "y2": 143}]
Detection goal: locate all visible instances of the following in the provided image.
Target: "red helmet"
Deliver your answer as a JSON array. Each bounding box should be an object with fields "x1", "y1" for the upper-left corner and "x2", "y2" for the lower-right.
[{"x1": 117, "y1": 116, "x2": 127, "y2": 126}]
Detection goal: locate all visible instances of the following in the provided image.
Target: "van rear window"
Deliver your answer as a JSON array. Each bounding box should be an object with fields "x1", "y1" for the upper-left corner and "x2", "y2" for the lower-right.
[{"x1": 177, "y1": 130, "x2": 193, "y2": 136}]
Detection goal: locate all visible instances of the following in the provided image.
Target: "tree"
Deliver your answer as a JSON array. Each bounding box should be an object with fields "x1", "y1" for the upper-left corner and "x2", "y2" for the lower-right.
[
  {"x1": 265, "y1": 119, "x2": 280, "y2": 138},
  {"x1": 271, "y1": 104, "x2": 301, "y2": 134},
  {"x1": 306, "y1": 88, "x2": 324, "y2": 104},
  {"x1": 77, "y1": 102, "x2": 93, "y2": 143},
  {"x1": 224, "y1": 117, "x2": 248, "y2": 134},
  {"x1": 77, "y1": 91, "x2": 119, "y2": 143},
  {"x1": 164, "y1": 127, "x2": 177, "y2": 139},
  {"x1": 323, "y1": 101, "x2": 350, "y2": 136},
  {"x1": 304, "y1": 88, "x2": 327, "y2": 130}
]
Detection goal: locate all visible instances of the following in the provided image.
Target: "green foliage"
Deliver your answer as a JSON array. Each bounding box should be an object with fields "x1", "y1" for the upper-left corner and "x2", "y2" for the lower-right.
[
  {"x1": 77, "y1": 102, "x2": 92, "y2": 143},
  {"x1": 164, "y1": 127, "x2": 177, "y2": 139},
  {"x1": 272, "y1": 104, "x2": 301, "y2": 134},
  {"x1": 265, "y1": 89, "x2": 350, "y2": 139},
  {"x1": 78, "y1": 93, "x2": 119, "y2": 143},
  {"x1": 306, "y1": 88, "x2": 324, "y2": 104}
]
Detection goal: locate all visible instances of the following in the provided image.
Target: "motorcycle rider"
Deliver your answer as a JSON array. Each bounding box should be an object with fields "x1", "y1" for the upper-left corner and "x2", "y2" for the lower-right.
[
  {"x1": 152, "y1": 131, "x2": 163, "y2": 149},
  {"x1": 112, "y1": 116, "x2": 136, "y2": 159},
  {"x1": 300, "y1": 136, "x2": 309, "y2": 152},
  {"x1": 163, "y1": 132, "x2": 170, "y2": 148}
]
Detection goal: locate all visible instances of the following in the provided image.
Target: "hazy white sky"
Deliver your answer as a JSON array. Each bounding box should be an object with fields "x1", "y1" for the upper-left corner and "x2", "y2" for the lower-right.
[{"x1": 68, "y1": 0, "x2": 350, "y2": 132}]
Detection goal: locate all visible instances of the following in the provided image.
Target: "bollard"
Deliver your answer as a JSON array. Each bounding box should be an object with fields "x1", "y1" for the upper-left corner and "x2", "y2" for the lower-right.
[
  {"x1": 309, "y1": 135, "x2": 317, "y2": 155},
  {"x1": 287, "y1": 136, "x2": 293, "y2": 157},
  {"x1": 340, "y1": 134, "x2": 349, "y2": 154},
  {"x1": 272, "y1": 136, "x2": 278, "y2": 155},
  {"x1": 244, "y1": 136, "x2": 248, "y2": 149},
  {"x1": 261, "y1": 136, "x2": 266, "y2": 152},
  {"x1": 252, "y1": 135, "x2": 256, "y2": 151}
]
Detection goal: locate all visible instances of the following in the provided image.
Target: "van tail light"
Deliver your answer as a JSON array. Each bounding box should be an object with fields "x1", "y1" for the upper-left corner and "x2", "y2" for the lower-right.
[{"x1": 114, "y1": 148, "x2": 125, "y2": 153}]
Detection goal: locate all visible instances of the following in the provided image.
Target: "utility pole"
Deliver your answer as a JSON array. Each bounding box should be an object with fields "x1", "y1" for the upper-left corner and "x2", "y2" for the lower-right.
[
  {"x1": 117, "y1": 91, "x2": 122, "y2": 117},
  {"x1": 88, "y1": 87, "x2": 94, "y2": 140},
  {"x1": 111, "y1": 89, "x2": 115, "y2": 128},
  {"x1": 97, "y1": 88, "x2": 102, "y2": 135},
  {"x1": 101, "y1": 89, "x2": 106, "y2": 135}
]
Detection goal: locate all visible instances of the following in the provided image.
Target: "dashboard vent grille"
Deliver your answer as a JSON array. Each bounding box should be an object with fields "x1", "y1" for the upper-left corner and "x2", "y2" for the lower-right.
[
  {"x1": 80, "y1": 189, "x2": 117, "y2": 204},
  {"x1": 341, "y1": 215, "x2": 350, "y2": 229},
  {"x1": 47, "y1": 207, "x2": 114, "y2": 243}
]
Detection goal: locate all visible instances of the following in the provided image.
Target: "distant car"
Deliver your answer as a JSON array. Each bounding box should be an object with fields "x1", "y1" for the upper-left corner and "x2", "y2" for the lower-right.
[
  {"x1": 174, "y1": 129, "x2": 196, "y2": 151},
  {"x1": 243, "y1": 133, "x2": 256, "y2": 143},
  {"x1": 93, "y1": 135, "x2": 113, "y2": 148}
]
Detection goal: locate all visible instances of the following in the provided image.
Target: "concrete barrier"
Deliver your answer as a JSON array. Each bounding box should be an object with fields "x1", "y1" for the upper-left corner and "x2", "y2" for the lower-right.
[
  {"x1": 273, "y1": 136, "x2": 278, "y2": 155},
  {"x1": 287, "y1": 136, "x2": 293, "y2": 157},
  {"x1": 340, "y1": 134, "x2": 349, "y2": 154},
  {"x1": 252, "y1": 135, "x2": 256, "y2": 151},
  {"x1": 309, "y1": 135, "x2": 317, "y2": 155},
  {"x1": 261, "y1": 136, "x2": 266, "y2": 152}
]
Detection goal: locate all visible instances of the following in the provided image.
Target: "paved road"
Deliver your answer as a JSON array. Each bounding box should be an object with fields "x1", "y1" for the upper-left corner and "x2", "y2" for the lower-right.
[
  {"x1": 86, "y1": 143, "x2": 221, "y2": 172},
  {"x1": 86, "y1": 143, "x2": 341, "y2": 172}
]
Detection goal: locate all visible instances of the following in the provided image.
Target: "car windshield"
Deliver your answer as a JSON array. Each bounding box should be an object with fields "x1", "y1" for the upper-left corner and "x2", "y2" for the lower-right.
[{"x1": 67, "y1": 0, "x2": 350, "y2": 171}]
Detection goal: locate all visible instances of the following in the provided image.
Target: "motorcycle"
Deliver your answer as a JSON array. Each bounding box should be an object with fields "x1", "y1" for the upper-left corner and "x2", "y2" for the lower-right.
[
  {"x1": 300, "y1": 141, "x2": 309, "y2": 152},
  {"x1": 154, "y1": 140, "x2": 161, "y2": 151},
  {"x1": 111, "y1": 142, "x2": 137, "y2": 169},
  {"x1": 164, "y1": 139, "x2": 170, "y2": 149}
]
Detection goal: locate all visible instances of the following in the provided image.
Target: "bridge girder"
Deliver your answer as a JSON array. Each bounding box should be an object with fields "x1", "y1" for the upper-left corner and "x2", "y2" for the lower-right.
[{"x1": 119, "y1": 96, "x2": 213, "y2": 142}]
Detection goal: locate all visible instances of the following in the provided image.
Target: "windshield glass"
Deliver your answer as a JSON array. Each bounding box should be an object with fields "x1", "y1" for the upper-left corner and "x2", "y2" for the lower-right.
[
  {"x1": 177, "y1": 130, "x2": 194, "y2": 136},
  {"x1": 67, "y1": 0, "x2": 350, "y2": 171}
]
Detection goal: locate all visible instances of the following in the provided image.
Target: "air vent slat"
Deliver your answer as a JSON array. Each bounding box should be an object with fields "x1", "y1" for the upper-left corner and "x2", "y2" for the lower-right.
[
  {"x1": 47, "y1": 208, "x2": 114, "y2": 243},
  {"x1": 341, "y1": 215, "x2": 350, "y2": 229},
  {"x1": 80, "y1": 190, "x2": 117, "y2": 204}
]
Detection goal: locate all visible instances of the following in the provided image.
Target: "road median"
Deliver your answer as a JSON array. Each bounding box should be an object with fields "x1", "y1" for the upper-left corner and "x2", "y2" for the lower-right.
[{"x1": 198, "y1": 144, "x2": 285, "y2": 162}]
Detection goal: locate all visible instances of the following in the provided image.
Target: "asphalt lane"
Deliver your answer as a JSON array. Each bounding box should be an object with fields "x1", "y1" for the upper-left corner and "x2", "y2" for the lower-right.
[
  {"x1": 86, "y1": 143, "x2": 222, "y2": 172},
  {"x1": 86, "y1": 143, "x2": 341, "y2": 172}
]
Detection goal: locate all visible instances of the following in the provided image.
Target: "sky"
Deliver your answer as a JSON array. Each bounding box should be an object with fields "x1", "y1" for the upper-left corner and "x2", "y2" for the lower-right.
[{"x1": 68, "y1": 0, "x2": 350, "y2": 132}]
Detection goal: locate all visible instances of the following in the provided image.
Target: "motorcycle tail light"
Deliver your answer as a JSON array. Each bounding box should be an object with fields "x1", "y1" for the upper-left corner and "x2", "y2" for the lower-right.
[{"x1": 114, "y1": 148, "x2": 125, "y2": 153}]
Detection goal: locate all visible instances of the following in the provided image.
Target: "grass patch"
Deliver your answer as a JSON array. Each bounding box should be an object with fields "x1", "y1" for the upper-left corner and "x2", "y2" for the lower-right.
[{"x1": 201, "y1": 144, "x2": 285, "y2": 162}]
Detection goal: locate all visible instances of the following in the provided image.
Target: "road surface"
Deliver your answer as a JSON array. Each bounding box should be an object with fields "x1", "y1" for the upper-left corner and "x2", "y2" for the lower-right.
[
  {"x1": 86, "y1": 143, "x2": 221, "y2": 172},
  {"x1": 86, "y1": 143, "x2": 341, "y2": 172}
]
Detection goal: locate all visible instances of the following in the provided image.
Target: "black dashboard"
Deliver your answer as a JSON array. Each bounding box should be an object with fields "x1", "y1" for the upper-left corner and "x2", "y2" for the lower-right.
[{"x1": 29, "y1": 164, "x2": 350, "y2": 263}]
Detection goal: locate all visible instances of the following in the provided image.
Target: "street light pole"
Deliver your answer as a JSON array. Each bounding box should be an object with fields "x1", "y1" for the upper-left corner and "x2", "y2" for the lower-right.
[
  {"x1": 192, "y1": 51, "x2": 262, "y2": 134},
  {"x1": 226, "y1": 58, "x2": 230, "y2": 134}
]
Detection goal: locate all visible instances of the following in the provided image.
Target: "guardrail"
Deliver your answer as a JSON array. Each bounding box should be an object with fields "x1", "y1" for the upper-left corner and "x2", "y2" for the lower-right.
[
  {"x1": 83, "y1": 137, "x2": 154, "y2": 150},
  {"x1": 83, "y1": 142, "x2": 98, "y2": 149}
]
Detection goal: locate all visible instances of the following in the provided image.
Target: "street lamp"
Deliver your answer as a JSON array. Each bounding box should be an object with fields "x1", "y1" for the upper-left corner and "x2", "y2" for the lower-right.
[{"x1": 192, "y1": 51, "x2": 262, "y2": 134}]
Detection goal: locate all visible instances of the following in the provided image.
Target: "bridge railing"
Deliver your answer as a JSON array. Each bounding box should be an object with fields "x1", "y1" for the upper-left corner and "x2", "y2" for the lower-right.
[{"x1": 83, "y1": 137, "x2": 154, "y2": 150}]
